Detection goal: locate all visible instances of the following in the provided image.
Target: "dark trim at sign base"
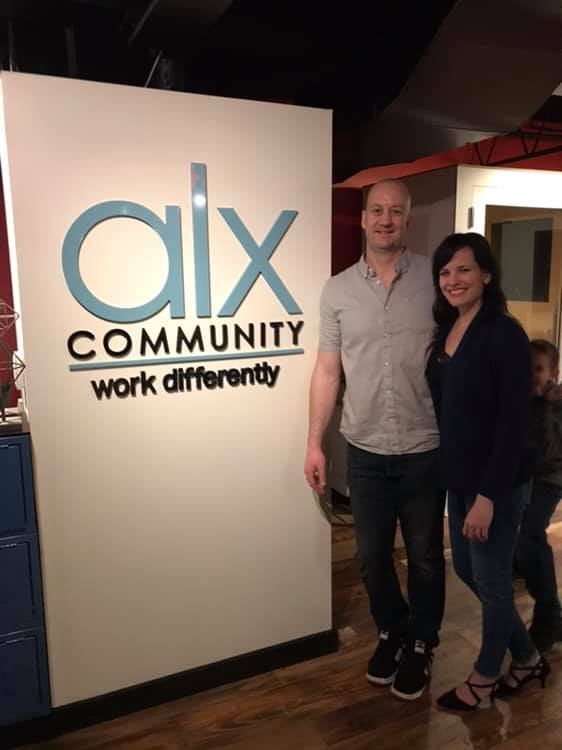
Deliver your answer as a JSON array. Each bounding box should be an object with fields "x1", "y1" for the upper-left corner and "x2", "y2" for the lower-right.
[{"x1": 1, "y1": 628, "x2": 338, "y2": 749}]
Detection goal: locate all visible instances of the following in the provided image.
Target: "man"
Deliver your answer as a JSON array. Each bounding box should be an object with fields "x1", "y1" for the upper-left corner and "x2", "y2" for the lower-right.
[{"x1": 304, "y1": 179, "x2": 445, "y2": 700}]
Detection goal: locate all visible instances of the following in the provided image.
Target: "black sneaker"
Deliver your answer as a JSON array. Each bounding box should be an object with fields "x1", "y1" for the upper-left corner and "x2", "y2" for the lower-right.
[
  {"x1": 366, "y1": 630, "x2": 403, "y2": 685},
  {"x1": 391, "y1": 640, "x2": 433, "y2": 700},
  {"x1": 529, "y1": 618, "x2": 562, "y2": 653}
]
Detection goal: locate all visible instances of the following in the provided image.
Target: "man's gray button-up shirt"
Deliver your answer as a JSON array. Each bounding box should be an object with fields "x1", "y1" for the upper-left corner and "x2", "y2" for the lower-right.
[{"x1": 319, "y1": 249, "x2": 439, "y2": 455}]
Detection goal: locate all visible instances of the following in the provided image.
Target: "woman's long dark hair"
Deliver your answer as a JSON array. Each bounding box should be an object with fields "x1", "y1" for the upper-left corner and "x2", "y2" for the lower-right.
[{"x1": 432, "y1": 233, "x2": 507, "y2": 337}]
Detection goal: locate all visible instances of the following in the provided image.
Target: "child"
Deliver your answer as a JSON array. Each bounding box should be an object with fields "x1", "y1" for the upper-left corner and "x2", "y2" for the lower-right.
[{"x1": 514, "y1": 339, "x2": 562, "y2": 652}]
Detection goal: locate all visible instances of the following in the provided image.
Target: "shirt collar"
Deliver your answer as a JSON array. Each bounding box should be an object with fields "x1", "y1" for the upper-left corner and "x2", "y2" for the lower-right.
[{"x1": 359, "y1": 248, "x2": 411, "y2": 279}]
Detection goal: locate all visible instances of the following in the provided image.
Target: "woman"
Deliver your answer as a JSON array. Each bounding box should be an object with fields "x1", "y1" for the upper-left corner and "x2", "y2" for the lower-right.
[{"x1": 426, "y1": 232, "x2": 549, "y2": 711}]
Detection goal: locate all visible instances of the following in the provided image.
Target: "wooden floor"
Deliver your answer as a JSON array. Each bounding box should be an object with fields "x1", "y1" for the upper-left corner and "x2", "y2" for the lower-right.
[{"x1": 23, "y1": 508, "x2": 562, "y2": 750}]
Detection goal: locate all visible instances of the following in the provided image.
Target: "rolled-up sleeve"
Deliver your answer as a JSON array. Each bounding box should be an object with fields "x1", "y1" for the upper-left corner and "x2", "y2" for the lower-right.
[{"x1": 319, "y1": 280, "x2": 341, "y2": 352}]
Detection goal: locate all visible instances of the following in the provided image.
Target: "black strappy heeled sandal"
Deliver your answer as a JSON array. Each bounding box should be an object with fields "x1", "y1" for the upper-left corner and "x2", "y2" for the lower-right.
[
  {"x1": 495, "y1": 656, "x2": 550, "y2": 698},
  {"x1": 437, "y1": 678, "x2": 500, "y2": 711}
]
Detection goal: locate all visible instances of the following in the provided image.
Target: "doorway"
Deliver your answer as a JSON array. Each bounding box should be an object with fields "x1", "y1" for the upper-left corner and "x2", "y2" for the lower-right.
[{"x1": 485, "y1": 205, "x2": 562, "y2": 350}]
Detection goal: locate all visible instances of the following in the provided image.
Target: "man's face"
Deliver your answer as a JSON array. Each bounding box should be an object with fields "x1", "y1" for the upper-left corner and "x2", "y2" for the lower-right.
[
  {"x1": 361, "y1": 182, "x2": 409, "y2": 254},
  {"x1": 532, "y1": 351, "x2": 559, "y2": 396}
]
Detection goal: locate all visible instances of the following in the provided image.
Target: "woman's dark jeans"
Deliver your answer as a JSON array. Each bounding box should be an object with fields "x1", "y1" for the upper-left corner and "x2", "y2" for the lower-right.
[
  {"x1": 347, "y1": 443, "x2": 445, "y2": 648},
  {"x1": 448, "y1": 483, "x2": 537, "y2": 678}
]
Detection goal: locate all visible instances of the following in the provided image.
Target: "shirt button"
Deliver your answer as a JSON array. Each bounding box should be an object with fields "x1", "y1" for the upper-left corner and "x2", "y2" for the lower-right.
[
  {"x1": 375, "y1": 279, "x2": 380, "y2": 285},
  {"x1": 384, "y1": 362, "x2": 389, "y2": 367}
]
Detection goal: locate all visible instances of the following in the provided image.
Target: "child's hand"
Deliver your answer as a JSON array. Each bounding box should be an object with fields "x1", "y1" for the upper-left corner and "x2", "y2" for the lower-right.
[{"x1": 543, "y1": 383, "x2": 562, "y2": 402}]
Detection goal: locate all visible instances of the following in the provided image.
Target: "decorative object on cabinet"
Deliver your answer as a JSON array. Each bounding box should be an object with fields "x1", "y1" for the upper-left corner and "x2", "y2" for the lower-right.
[{"x1": 0, "y1": 299, "x2": 25, "y2": 424}]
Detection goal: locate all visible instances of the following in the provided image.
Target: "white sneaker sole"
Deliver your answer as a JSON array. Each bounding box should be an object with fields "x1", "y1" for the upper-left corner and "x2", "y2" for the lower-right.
[
  {"x1": 366, "y1": 671, "x2": 396, "y2": 686},
  {"x1": 390, "y1": 682, "x2": 427, "y2": 700}
]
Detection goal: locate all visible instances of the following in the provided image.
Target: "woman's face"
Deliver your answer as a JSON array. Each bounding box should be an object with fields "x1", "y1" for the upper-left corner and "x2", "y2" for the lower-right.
[{"x1": 438, "y1": 247, "x2": 491, "y2": 313}]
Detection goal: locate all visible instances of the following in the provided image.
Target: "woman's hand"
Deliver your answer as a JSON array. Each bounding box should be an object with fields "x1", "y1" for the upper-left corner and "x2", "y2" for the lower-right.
[{"x1": 463, "y1": 494, "x2": 494, "y2": 542}]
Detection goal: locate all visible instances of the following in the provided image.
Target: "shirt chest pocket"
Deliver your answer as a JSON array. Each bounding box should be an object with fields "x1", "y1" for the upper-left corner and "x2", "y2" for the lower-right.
[
  {"x1": 339, "y1": 298, "x2": 385, "y2": 345},
  {"x1": 390, "y1": 287, "x2": 435, "y2": 334}
]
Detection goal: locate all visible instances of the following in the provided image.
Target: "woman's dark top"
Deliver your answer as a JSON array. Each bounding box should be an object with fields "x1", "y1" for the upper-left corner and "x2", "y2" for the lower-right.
[{"x1": 426, "y1": 307, "x2": 532, "y2": 503}]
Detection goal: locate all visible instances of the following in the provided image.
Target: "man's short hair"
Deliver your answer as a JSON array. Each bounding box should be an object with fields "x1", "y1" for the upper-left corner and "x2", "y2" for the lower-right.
[
  {"x1": 530, "y1": 339, "x2": 560, "y2": 371},
  {"x1": 363, "y1": 179, "x2": 412, "y2": 215}
]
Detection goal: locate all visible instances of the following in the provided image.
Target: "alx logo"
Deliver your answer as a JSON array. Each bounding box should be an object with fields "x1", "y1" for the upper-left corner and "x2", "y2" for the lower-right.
[
  {"x1": 62, "y1": 163, "x2": 301, "y2": 323},
  {"x1": 62, "y1": 163, "x2": 306, "y2": 401}
]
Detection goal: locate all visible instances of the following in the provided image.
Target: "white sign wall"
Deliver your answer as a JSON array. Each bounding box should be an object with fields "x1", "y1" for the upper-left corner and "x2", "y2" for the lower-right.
[{"x1": 0, "y1": 72, "x2": 332, "y2": 706}]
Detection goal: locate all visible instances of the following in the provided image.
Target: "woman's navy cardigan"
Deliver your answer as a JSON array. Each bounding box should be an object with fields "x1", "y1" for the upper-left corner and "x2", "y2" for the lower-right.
[{"x1": 426, "y1": 308, "x2": 533, "y2": 503}]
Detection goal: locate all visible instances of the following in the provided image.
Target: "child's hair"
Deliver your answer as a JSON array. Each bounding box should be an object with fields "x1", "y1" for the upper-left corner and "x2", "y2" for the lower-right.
[{"x1": 530, "y1": 339, "x2": 560, "y2": 371}]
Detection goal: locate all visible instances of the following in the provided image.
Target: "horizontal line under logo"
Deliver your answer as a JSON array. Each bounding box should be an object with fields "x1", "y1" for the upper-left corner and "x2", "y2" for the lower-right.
[{"x1": 69, "y1": 348, "x2": 304, "y2": 372}]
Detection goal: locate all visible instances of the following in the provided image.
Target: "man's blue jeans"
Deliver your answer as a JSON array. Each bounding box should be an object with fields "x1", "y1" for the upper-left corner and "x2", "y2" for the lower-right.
[
  {"x1": 347, "y1": 444, "x2": 445, "y2": 647},
  {"x1": 514, "y1": 480, "x2": 562, "y2": 624},
  {"x1": 448, "y1": 483, "x2": 537, "y2": 678}
]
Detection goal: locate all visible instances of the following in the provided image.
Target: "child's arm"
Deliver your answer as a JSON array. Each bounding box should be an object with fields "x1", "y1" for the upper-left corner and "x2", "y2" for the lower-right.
[{"x1": 541, "y1": 389, "x2": 562, "y2": 467}]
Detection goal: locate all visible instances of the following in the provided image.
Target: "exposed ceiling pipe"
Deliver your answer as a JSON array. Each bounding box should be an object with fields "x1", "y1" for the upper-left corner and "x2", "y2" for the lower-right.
[
  {"x1": 7, "y1": 18, "x2": 15, "y2": 72},
  {"x1": 144, "y1": 48, "x2": 163, "y2": 87},
  {"x1": 128, "y1": 0, "x2": 160, "y2": 46},
  {"x1": 65, "y1": 25, "x2": 77, "y2": 77}
]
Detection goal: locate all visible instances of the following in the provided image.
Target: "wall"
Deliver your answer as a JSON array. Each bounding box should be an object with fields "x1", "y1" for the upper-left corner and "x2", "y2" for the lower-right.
[
  {"x1": 0, "y1": 72, "x2": 332, "y2": 707},
  {"x1": 0, "y1": 180, "x2": 13, "y2": 316},
  {"x1": 332, "y1": 188, "x2": 362, "y2": 274},
  {"x1": 402, "y1": 167, "x2": 457, "y2": 257},
  {"x1": 456, "y1": 164, "x2": 562, "y2": 353},
  {"x1": 0, "y1": 177, "x2": 18, "y2": 405}
]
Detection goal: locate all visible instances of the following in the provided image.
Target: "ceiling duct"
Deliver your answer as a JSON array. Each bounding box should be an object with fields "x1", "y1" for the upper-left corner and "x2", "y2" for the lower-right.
[{"x1": 335, "y1": 0, "x2": 562, "y2": 180}]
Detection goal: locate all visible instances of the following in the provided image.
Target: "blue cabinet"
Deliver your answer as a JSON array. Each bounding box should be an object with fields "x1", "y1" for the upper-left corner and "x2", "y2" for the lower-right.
[
  {"x1": 0, "y1": 438, "x2": 36, "y2": 537},
  {"x1": 0, "y1": 434, "x2": 50, "y2": 725},
  {"x1": 0, "y1": 629, "x2": 50, "y2": 726},
  {"x1": 0, "y1": 535, "x2": 44, "y2": 634}
]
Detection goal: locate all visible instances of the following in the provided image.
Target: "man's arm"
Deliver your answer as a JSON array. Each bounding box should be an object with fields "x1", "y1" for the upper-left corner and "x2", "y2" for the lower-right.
[{"x1": 304, "y1": 350, "x2": 342, "y2": 494}]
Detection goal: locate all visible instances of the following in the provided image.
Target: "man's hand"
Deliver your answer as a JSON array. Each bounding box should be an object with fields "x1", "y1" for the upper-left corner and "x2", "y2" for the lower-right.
[
  {"x1": 463, "y1": 494, "x2": 494, "y2": 542},
  {"x1": 305, "y1": 351, "x2": 341, "y2": 495},
  {"x1": 305, "y1": 445, "x2": 327, "y2": 494}
]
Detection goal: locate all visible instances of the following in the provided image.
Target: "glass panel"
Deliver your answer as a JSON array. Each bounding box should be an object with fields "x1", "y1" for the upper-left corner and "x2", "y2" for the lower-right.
[{"x1": 485, "y1": 206, "x2": 562, "y2": 349}]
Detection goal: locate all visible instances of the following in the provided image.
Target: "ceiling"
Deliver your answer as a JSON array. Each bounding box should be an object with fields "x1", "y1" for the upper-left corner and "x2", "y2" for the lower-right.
[{"x1": 0, "y1": 0, "x2": 560, "y2": 181}]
